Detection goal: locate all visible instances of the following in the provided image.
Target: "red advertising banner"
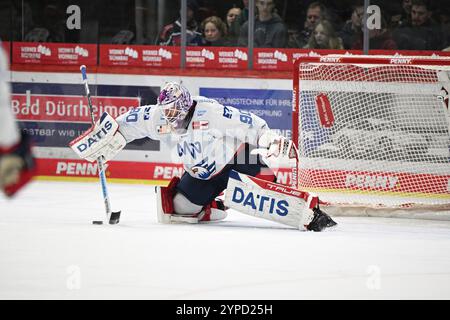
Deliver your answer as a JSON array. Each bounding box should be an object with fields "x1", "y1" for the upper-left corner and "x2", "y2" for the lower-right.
[
  {"x1": 253, "y1": 48, "x2": 293, "y2": 71},
  {"x1": 290, "y1": 49, "x2": 362, "y2": 63},
  {"x1": 299, "y1": 169, "x2": 450, "y2": 195},
  {"x1": 185, "y1": 46, "x2": 248, "y2": 69},
  {"x1": 12, "y1": 94, "x2": 140, "y2": 122},
  {"x1": 9, "y1": 42, "x2": 450, "y2": 71},
  {"x1": 370, "y1": 49, "x2": 450, "y2": 57},
  {"x1": 99, "y1": 44, "x2": 180, "y2": 68},
  {"x1": 36, "y1": 159, "x2": 184, "y2": 181},
  {"x1": 254, "y1": 48, "x2": 450, "y2": 71},
  {"x1": 35, "y1": 158, "x2": 293, "y2": 185},
  {"x1": 12, "y1": 42, "x2": 97, "y2": 65},
  {"x1": 253, "y1": 48, "x2": 362, "y2": 71}
]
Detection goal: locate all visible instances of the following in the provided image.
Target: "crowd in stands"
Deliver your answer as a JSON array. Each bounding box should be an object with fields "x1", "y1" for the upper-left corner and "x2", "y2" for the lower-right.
[
  {"x1": 8, "y1": 0, "x2": 450, "y2": 52},
  {"x1": 153, "y1": 0, "x2": 450, "y2": 51}
]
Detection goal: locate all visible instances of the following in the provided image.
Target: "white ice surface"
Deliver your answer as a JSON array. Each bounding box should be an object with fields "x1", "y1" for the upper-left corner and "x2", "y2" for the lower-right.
[{"x1": 1, "y1": 180, "x2": 450, "y2": 300}]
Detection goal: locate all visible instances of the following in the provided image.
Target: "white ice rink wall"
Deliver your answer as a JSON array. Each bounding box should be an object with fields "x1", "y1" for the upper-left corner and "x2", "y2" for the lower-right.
[{"x1": 10, "y1": 70, "x2": 294, "y2": 185}]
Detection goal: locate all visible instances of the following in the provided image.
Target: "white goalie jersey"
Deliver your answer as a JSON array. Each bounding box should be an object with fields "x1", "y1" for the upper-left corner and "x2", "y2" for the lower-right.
[
  {"x1": 116, "y1": 96, "x2": 270, "y2": 180},
  {"x1": 69, "y1": 92, "x2": 335, "y2": 231}
]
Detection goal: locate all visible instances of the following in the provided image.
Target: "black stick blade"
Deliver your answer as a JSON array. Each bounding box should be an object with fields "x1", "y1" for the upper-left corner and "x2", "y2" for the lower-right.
[{"x1": 109, "y1": 211, "x2": 121, "y2": 224}]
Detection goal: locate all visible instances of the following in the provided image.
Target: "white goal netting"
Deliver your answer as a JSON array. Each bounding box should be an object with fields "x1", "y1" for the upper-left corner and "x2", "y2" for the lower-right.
[{"x1": 293, "y1": 55, "x2": 450, "y2": 213}]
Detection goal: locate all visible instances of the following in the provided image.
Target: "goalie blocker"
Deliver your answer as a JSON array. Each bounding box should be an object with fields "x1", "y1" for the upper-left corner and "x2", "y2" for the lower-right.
[
  {"x1": 224, "y1": 170, "x2": 337, "y2": 231},
  {"x1": 69, "y1": 112, "x2": 127, "y2": 163}
]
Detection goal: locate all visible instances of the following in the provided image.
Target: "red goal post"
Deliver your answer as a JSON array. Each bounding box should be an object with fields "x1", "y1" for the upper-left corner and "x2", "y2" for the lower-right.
[{"x1": 292, "y1": 55, "x2": 450, "y2": 213}]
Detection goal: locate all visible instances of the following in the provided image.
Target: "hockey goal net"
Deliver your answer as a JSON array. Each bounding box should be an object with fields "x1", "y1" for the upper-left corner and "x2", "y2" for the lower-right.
[{"x1": 293, "y1": 55, "x2": 450, "y2": 216}]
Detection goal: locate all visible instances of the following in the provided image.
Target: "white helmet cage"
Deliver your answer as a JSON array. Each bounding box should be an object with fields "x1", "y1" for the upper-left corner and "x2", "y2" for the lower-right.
[{"x1": 157, "y1": 82, "x2": 193, "y2": 129}]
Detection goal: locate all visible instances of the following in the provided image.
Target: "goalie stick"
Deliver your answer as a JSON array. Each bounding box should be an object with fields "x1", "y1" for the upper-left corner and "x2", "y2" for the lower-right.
[{"x1": 79, "y1": 65, "x2": 121, "y2": 225}]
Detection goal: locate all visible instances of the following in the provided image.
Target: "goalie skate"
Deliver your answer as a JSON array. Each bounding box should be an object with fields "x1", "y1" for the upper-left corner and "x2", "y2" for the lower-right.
[{"x1": 307, "y1": 206, "x2": 337, "y2": 231}]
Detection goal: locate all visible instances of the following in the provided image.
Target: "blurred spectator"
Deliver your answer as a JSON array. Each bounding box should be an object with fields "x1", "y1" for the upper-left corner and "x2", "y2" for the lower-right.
[
  {"x1": 438, "y1": 4, "x2": 450, "y2": 49},
  {"x1": 156, "y1": 0, "x2": 203, "y2": 46},
  {"x1": 196, "y1": 1, "x2": 218, "y2": 23},
  {"x1": 239, "y1": 0, "x2": 250, "y2": 24},
  {"x1": 304, "y1": 20, "x2": 343, "y2": 49},
  {"x1": 390, "y1": 0, "x2": 412, "y2": 27},
  {"x1": 238, "y1": 0, "x2": 288, "y2": 48},
  {"x1": 24, "y1": 28, "x2": 50, "y2": 42},
  {"x1": 2, "y1": 0, "x2": 34, "y2": 41},
  {"x1": 108, "y1": 2, "x2": 138, "y2": 45},
  {"x1": 392, "y1": 0, "x2": 443, "y2": 50},
  {"x1": 226, "y1": 6, "x2": 242, "y2": 28},
  {"x1": 111, "y1": 30, "x2": 135, "y2": 44},
  {"x1": 352, "y1": 16, "x2": 397, "y2": 50},
  {"x1": 225, "y1": 6, "x2": 242, "y2": 46},
  {"x1": 201, "y1": 16, "x2": 228, "y2": 46},
  {"x1": 289, "y1": 1, "x2": 327, "y2": 48},
  {"x1": 339, "y1": 4, "x2": 364, "y2": 49},
  {"x1": 312, "y1": 0, "x2": 348, "y2": 30},
  {"x1": 24, "y1": 0, "x2": 65, "y2": 42},
  {"x1": 110, "y1": 1, "x2": 154, "y2": 45}
]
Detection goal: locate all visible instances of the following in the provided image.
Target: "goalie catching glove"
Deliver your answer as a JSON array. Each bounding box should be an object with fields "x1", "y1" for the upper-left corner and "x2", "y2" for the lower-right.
[
  {"x1": 69, "y1": 112, "x2": 127, "y2": 163},
  {"x1": 251, "y1": 130, "x2": 298, "y2": 168}
]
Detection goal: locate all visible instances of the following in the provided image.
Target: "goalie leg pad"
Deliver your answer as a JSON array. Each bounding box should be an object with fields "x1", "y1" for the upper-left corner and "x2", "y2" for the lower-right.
[
  {"x1": 224, "y1": 170, "x2": 336, "y2": 231},
  {"x1": 156, "y1": 177, "x2": 227, "y2": 224},
  {"x1": 156, "y1": 176, "x2": 180, "y2": 223}
]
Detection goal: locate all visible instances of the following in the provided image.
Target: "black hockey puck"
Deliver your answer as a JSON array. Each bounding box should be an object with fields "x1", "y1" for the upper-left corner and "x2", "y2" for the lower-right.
[{"x1": 92, "y1": 220, "x2": 103, "y2": 225}]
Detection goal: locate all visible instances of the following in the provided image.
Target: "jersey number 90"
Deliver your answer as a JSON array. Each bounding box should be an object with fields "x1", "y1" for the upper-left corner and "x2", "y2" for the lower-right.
[{"x1": 223, "y1": 106, "x2": 253, "y2": 125}]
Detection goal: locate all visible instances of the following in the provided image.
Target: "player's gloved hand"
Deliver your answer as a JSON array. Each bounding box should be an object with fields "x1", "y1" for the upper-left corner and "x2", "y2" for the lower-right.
[
  {"x1": 69, "y1": 112, "x2": 127, "y2": 163},
  {"x1": 251, "y1": 130, "x2": 298, "y2": 168},
  {"x1": 0, "y1": 132, "x2": 36, "y2": 197}
]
